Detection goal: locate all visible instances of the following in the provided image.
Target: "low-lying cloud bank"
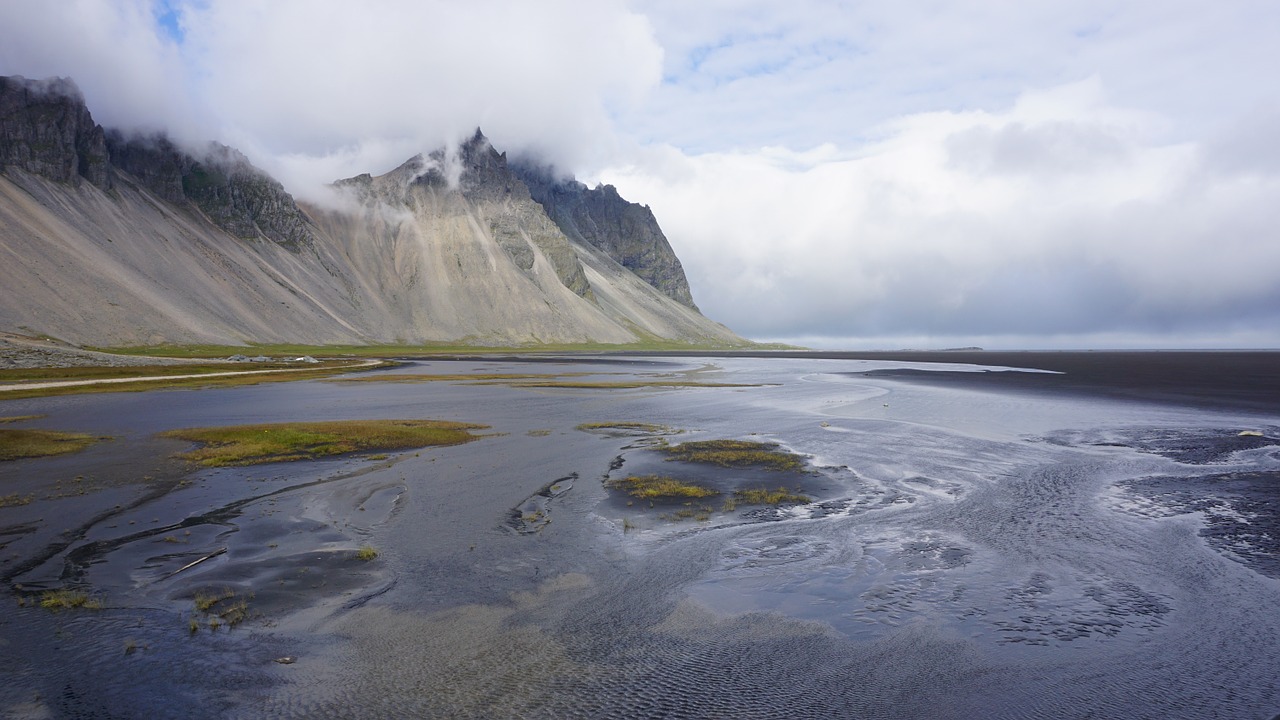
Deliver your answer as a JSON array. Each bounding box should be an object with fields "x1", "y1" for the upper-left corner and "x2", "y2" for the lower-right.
[{"x1": 600, "y1": 80, "x2": 1280, "y2": 348}]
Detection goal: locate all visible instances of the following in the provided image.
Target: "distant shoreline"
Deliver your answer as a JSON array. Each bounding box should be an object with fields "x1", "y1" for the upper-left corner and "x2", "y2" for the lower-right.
[{"x1": 705, "y1": 349, "x2": 1280, "y2": 415}]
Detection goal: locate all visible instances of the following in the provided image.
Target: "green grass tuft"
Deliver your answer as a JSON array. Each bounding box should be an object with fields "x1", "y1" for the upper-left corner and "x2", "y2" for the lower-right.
[
  {"x1": 0, "y1": 493, "x2": 35, "y2": 508},
  {"x1": 662, "y1": 439, "x2": 804, "y2": 472},
  {"x1": 606, "y1": 474, "x2": 718, "y2": 499},
  {"x1": 39, "y1": 589, "x2": 102, "y2": 611},
  {"x1": 733, "y1": 487, "x2": 812, "y2": 506},
  {"x1": 576, "y1": 421, "x2": 672, "y2": 434},
  {"x1": 355, "y1": 545, "x2": 379, "y2": 561}
]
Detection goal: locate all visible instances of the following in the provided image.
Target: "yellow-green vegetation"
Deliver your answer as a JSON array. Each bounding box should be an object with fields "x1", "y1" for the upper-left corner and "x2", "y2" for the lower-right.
[
  {"x1": 193, "y1": 588, "x2": 234, "y2": 612},
  {"x1": 94, "y1": 340, "x2": 760, "y2": 359},
  {"x1": 606, "y1": 474, "x2": 718, "y2": 499},
  {"x1": 331, "y1": 374, "x2": 761, "y2": 390},
  {"x1": 576, "y1": 421, "x2": 672, "y2": 434},
  {"x1": 662, "y1": 439, "x2": 804, "y2": 472},
  {"x1": 0, "y1": 359, "x2": 395, "y2": 400},
  {"x1": 0, "y1": 415, "x2": 44, "y2": 423},
  {"x1": 1, "y1": 493, "x2": 34, "y2": 508},
  {"x1": 191, "y1": 588, "x2": 249, "y2": 631},
  {"x1": 332, "y1": 372, "x2": 595, "y2": 383},
  {"x1": 506, "y1": 379, "x2": 765, "y2": 389},
  {"x1": 355, "y1": 545, "x2": 379, "y2": 561},
  {"x1": 39, "y1": 589, "x2": 102, "y2": 611},
  {"x1": 161, "y1": 419, "x2": 488, "y2": 467},
  {"x1": 0, "y1": 428, "x2": 102, "y2": 462},
  {"x1": 661, "y1": 505, "x2": 715, "y2": 522},
  {"x1": 733, "y1": 487, "x2": 812, "y2": 505}
]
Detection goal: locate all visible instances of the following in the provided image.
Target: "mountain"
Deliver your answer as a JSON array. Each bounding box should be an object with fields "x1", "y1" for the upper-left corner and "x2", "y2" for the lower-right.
[
  {"x1": 0, "y1": 76, "x2": 744, "y2": 348},
  {"x1": 512, "y1": 162, "x2": 698, "y2": 310}
]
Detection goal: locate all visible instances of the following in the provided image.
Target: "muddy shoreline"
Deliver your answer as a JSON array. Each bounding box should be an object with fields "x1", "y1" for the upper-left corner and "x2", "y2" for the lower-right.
[{"x1": 1, "y1": 353, "x2": 1277, "y2": 718}]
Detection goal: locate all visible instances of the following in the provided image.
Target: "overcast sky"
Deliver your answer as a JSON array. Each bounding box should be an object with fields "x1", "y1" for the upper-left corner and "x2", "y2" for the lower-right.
[{"x1": 2, "y1": 0, "x2": 1278, "y2": 349}]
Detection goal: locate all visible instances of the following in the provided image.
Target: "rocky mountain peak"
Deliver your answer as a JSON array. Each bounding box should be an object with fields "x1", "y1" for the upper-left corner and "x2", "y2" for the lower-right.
[
  {"x1": 0, "y1": 75, "x2": 112, "y2": 189},
  {"x1": 105, "y1": 132, "x2": 317, "y2": 250},
  {"x1": 512, "y1": 160, "x2": 699, "y2": 310}
]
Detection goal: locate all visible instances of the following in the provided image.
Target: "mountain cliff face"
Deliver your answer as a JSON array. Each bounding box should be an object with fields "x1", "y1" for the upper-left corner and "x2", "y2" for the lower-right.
[
  {"x1": 107, "y1": 133, "x2": 318, "y2": 250},
  {"x1": 514, "y1": 162, "x2": 698, "y2": 309},
  {"x1": 0, "y1": 76, "x2": 742, "y2": 348},
  {"x1": 0, "y1": 76, "x2": 111, "y2": 190}
]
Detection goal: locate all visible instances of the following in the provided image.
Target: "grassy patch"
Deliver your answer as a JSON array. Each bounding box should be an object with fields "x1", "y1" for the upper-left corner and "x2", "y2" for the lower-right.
[
  {"x1": 1, "y1": 493, "x2": 35, "y2": 507},
  {"x1": 355, "y1": 545, "x2": 379, "y2": 561},
  {"x1": 576, "y1": 421, "x2": 672, "y2": 434},
  {"x1": 660, "y1": 505, "x2": 715, "y2": 522},
  {"x1": 733, "y1": 487, "x2": 812, "y2": 506},
  {"x1": 161, "y1": 419, "x2": 488, "y2": 467},
  {"x1": 506, "y1": 380, "x2": 767, "y2": 389},
  {"x1": 193, "y1": 589, "x2": 234, "y2": 612},
  {"x1": 662, "y1": 440, "x2": 804, "y2": 472},
  {"x1": 0, "y1": 415, "x2": 44, "y2": 423},
  {"x1": 331, "y1": 372, "x2": 595, "y2": 383},
  {"x1": 39, "y1": 589, "x2": 102, "y2": 611},
  {"x1": 333, "y1": 374, "x2": 759, "y2": 390},
  {"x1": 191, "y1": 588, "x2": 250, "y2": 631},
  {"x1": 0, "y1": 428, "x2": 102, "y2": 462},
  {"x1": 606, "y1": 474, "x2": 718, "y2": 499},
  {"x1": 0, "y1": 360, "x2": 394, "y2": 400},
  {"x1": 93, "y1": 340, "x2": 761, "y2": 359}
]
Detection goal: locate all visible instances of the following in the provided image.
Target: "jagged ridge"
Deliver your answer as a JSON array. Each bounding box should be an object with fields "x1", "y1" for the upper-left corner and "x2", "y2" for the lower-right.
[
  {"x1": 514, "y1": 161, "x2": 698, "y2": 310},
  {"x1": 0, "y1": 75, "x2": 744, "y2": 348}
]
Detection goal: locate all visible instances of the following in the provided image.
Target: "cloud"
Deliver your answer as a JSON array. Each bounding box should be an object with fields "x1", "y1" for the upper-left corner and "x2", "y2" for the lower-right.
[
  {"x1": 2, "y1": 1, "x2": 1279, "y2": 347},
  {"x1": 1, "y1": 0, "x2": 662, "y2": 200},
  {"x1": 0, "y1": 1, "x2": 197, "y2": 138},
  {"x1": 600, "y1": 79, "x2": 1280, "y2": 348},
  {"x1": 187, "y1": 0, "x2": 659, "y2": 182}
]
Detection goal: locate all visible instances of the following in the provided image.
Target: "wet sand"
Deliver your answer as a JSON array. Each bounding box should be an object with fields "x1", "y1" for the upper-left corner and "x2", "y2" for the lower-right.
[
  {"x1": 0, "y1": 352, "x2": 1277, "y2": 718},
  {"x1": 648, "y1": 349, "x2": 1280, "y2": 413}
]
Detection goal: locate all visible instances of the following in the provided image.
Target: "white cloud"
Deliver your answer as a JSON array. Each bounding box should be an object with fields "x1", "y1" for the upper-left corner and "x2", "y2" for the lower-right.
[
  {"x1": 600, "y1": 80, "x2": 1280, "y2": 346},
  {"x1": 177, "y1": 0, "x2": 661, "y2": 197},
  {"x1": 0, "y1": 0, "x2": 198, "y2": 137},
  {"x1": 1, "y1": 0, "x2": 663, "y2": 199},
  {"x1": 2, "y1": 0, "x2": 1279, "y2": 347}
]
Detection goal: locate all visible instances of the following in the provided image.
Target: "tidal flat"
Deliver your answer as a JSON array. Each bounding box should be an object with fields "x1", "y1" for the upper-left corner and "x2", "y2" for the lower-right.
[{"x1": 0, "y1": 352, "x2": 1277, "y2": 719}]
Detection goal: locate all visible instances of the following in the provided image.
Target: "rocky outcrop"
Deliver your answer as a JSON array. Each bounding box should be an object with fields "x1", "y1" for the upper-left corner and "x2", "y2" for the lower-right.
[
  {"x1": 514, "y1": 162, "x2": 698, "y2": 310},
  {"x1": 0, "y1": 76, "x2": 111, "y2": 189},
  {"x1": 336, "y1": 130, "x2": 592, "y2": 298},
  {"x1": 107, "y1": 133, "x2": 317, "y2": 250},
  {"x1": 0, "y1": 76, "x2": 314, "y2": 249}
]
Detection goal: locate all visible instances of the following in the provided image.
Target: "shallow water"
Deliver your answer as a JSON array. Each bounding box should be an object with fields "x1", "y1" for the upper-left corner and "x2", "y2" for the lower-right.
[{"x1": 1, "y1": 355, "x2": 1278, "y2": 719}]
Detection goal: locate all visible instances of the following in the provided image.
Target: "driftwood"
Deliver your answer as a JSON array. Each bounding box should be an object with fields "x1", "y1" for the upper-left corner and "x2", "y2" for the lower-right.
[{"x1": 160, "y1": 547, "x2": 227, "y2": 581}]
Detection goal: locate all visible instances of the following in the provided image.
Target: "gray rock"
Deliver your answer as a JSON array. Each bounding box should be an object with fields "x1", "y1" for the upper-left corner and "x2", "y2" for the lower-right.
[
  {"x1": 106, "y1": 132, "x2": 318, "y2": 251},
  {"x1": 0, "y1": 76, "x2": 112, "y2": 189},
  {"x1": 512, "y1": 161, "x2": 699, "y2": 309}
]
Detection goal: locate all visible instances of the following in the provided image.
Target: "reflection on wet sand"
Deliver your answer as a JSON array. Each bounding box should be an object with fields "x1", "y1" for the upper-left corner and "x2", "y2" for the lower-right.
[{"x1": 0, "y1": 353, "x2": 1277, "y2": 719}]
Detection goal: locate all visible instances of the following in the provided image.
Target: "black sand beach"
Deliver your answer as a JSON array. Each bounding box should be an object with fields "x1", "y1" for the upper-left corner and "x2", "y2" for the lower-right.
[
  {"x1": 644, "y1": 350, "x2": 1280, "y2": 413},
  {"x1": 1, "y1": 351, "x2": 1277, "y2": 718}
]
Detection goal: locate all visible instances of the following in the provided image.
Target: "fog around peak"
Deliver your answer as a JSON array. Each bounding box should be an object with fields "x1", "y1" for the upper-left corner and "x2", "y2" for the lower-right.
[{"x1": 3, "y1": 0, "x2": 1279, "y2": 348}]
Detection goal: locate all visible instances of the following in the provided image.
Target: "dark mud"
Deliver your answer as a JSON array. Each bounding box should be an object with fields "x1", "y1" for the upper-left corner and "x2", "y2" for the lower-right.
[{"x1": 836, "y1": 350, "x2": 1280, "y2": 413}]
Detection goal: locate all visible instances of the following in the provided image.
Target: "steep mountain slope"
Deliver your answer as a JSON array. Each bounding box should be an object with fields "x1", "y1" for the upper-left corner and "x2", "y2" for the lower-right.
[
  {"x1": 0, "y1": 76, "x2": 743, "y2": 348},
  {"x1": 514, "y1": 162, "x2": 698, "y2": 309}
]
